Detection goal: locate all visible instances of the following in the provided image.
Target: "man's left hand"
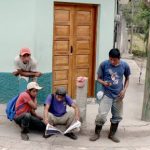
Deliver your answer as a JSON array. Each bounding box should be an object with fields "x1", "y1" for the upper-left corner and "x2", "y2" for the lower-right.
[{"x1": 118, "y1": 89, "x2": 126, "y2": 99}]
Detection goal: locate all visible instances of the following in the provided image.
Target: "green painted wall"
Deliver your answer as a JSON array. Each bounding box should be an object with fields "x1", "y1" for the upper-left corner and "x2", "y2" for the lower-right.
[{"x1": 0, "y1": 73, "x2": 52, "y2": 104}]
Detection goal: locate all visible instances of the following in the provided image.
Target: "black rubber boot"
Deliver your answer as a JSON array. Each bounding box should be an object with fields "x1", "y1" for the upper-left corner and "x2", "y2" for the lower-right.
[
  {"x1": 108, "y1": 123, "x2": 120, "y2": 143},
  {"x1": 89, "y1": 125, "x2": 102, "y2": 141}
]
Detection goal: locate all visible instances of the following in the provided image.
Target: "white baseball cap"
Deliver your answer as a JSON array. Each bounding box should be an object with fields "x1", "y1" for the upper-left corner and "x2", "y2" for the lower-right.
[{"x1": 27, "y1": 82, "x2": 42, "y2": 90}]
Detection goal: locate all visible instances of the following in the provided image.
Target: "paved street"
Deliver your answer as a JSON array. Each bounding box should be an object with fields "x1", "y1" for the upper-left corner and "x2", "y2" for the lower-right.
[{"x1": 0, "y1": 58, "x2": 149, "y2": 150}]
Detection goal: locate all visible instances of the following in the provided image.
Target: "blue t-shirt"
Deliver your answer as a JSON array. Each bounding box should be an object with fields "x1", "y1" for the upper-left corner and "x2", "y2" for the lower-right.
[
  {"x1": 97, "y1": 60, "x2": 131, "y2": 99},
  {"x1": 45, "y1": 94, "x2": 73, "y2": 117}
]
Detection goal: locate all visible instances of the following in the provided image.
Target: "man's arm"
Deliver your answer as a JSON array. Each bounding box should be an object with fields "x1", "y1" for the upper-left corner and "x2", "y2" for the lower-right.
[
  {"x1": 30, "y1": 109, "x2": 43, "y2": 120},
  {"x1": 44, "y1": 104, "x2": 50, "y2": 125},
  {"x1": 17, "y1": 69, "x2": 42, "y2": 77},
  {"x1": 97, "y1": 77, "x2": 112, "y2": 87},
  {"x1": 71, "y1": 103, "x2": 80, "y2": 121},
  {"x1": 97, "y1": 62, "x2": 112, "y2": 87},
  {"x1": 27, "y1": 100, "x2": 37, "y2": 110}
]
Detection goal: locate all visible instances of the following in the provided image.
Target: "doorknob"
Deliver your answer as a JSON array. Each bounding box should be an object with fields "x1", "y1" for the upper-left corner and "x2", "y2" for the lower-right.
[{"x1": 70, "y1": 46, "x2": 73, "y2": 53}]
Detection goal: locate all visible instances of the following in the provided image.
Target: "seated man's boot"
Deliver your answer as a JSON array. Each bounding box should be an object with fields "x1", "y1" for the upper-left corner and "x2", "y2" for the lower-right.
[
  {"x1": 108, "y1": 123, "x2": 120, "y2": 143},
  {"x1": 21, "y1": 127, "x2": 29, "y2": 141},
  {"x1": 43, "y1": 134, "x2": 53, "y2": 138},
  {"x1": 89, "y1": 125, "x2": 102, "y2": 141}
]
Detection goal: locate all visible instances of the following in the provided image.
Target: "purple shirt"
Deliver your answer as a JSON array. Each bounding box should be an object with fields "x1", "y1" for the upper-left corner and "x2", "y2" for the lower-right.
[{"x1": 45, "y1": 94, "x2": 73, "y2": 117}]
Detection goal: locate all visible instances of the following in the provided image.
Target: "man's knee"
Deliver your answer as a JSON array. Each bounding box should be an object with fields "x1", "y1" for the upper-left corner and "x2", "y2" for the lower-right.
[
  {"x1": 110, "y1": 116, "x2": 122, "y2": 124},
  {"x1": 24, "y1": 113, "x2": 31, "y2": 119},
  {"x1": 48, "y1": 113, "x2": 55, "y2": 124},
  {"x1": 95, "y1": 114, "x2": 107, "y2": 126},
  {"x1": 67, "y1": 111, "x2": 75, "y2": 119}
]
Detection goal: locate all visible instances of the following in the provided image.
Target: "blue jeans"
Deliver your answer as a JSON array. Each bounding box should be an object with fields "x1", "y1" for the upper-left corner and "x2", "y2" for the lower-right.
[{"x1": 95, "y1": 95, "x2": 123, "y2": 126}]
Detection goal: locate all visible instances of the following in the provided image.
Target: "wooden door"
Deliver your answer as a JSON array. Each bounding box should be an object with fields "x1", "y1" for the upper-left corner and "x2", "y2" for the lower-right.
[{"x1": 53, "y1": 3, "x2": 97, "y2": 98}]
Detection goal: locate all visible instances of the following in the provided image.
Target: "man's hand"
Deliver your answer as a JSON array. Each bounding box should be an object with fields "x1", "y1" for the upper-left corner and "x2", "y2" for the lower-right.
[
  {"x1": 44, "y1": 118, "x2": 49, "y2": 125},
  {"x1": 75, "y1": 115, "x2": 80, "y2": 121},
  {"x1": 12, "y1": 71, "x2": 19, "y2": 76},
  {"x1": 118, "y1": 89, "x2": 126, "y2": 99},
  {"x1": 34, "y1": 72, "x2": 42, "y2": 77},
  {"x1": 103, "y1": 81, "x2": 112, "y2": 87}
]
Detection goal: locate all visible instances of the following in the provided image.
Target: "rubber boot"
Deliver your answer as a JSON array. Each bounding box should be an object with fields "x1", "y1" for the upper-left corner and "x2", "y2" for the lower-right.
[
  {"x1": 89, "y1": 125, "x2": 102, "y2": 141},
  {"x1": 108, "y1": 123, "x2": 120, "y2": 143}
]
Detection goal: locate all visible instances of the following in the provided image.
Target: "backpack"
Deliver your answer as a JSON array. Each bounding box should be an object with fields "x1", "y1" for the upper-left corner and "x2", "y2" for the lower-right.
[{"x1": 6, "y1": 95, "x2": 20, "y2": 121}]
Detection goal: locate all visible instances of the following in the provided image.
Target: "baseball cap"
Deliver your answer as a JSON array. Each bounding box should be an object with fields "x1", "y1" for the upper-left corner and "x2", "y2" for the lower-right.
[
  {"x1": 20, "y1": 48, "x2": 31, "y2": 56},
  {"x1": 55, "y1": 87, "x2": 67, "y2": 96},
  {"x1": 27, "y1": 82, "x2": 42, "y2": 90}
]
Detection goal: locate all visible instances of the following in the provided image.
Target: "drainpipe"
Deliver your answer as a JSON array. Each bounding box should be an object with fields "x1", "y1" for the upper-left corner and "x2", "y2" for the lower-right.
[{"x1": 113, "y1": 0, "x2": 119, "y2": 48}]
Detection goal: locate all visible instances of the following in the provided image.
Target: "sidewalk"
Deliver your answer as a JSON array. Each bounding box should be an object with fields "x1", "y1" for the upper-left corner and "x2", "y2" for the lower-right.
[{"x1": 0, "y1": 59, "x2": 150, "y2": 150}]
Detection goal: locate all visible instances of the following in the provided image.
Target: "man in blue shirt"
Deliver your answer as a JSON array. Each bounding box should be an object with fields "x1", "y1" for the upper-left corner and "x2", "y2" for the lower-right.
[
  {"x1": 44, "y1": 87, "x2": 80, "y2": 140},
  {"x1": 90, "y1": 48, "x2": 131, "y2": 143}
]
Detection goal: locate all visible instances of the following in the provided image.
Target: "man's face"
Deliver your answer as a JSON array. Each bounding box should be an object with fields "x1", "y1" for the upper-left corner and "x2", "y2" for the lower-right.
[
  {"x1": 109, "y1": 57, "x2": 120, "y2": 66},
  {"x1": 56, "y1": 95, "x2": 65, "y2": 101},
  {"x1": 20, "y1": 54, "x2": 31, "y2": 64},
  {"x1": 30, "y1": 89, "x2": 38, "y2": 97}
]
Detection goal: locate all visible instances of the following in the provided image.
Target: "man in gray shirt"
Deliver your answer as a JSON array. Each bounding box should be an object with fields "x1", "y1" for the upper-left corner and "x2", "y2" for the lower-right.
[{"x1": 13, "y1": 48, "x2": 42, "y2": 93}]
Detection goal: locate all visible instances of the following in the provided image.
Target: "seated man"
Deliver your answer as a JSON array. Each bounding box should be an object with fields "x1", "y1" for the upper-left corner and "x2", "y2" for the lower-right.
[
  {"x1": 44, "y1": 87, "x2": 80, "y2": 140},
  {"x1": 14, "y1": 82, "x2": 46, "y2": 141},
  {"x1": 13, "y1": 47, "x2": 42, "y2": 93}
]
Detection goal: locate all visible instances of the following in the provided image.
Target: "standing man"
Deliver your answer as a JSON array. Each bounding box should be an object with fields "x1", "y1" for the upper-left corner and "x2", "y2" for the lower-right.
[
  {"x1": 44, "y1": 87, "x2": 80, "y2": 140},
  {"x1": 13, "y1": 48, "x2": 42, "y2": 93},
  {"x1": 90, "y1": 48, "x2": 131, "y2": 143}
]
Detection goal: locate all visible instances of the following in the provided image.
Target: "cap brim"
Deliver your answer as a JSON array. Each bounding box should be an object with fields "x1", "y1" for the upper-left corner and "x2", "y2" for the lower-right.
[
  {"x1": 20, "y1": 52, "x2": 31, "y2": 56},
  {"x1": 35, "y1": 86, "x2": 42, "y2": 90}
]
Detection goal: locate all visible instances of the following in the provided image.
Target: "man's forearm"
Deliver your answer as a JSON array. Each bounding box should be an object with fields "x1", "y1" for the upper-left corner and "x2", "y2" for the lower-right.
[
  {"x1": 18, "y1": 70, "x2": 36, "y2": 77},
  {"x1": 124, "y1": 78, "x2": 129, "y2": 91},
  {"x1": 97, "y1": 78, "x2": 105, "y2": 85},
  {"x1": 44, "y1": 107, "x2": 49, "y2": 122}
]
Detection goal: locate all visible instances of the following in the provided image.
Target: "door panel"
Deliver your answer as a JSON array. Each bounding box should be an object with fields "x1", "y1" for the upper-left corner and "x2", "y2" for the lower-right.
[
  {"x1": 72, "y1": 6, "x2": 95, "y2": 97},
  {"x1": 53, "y1": 4, "x2": 96, "y2": 98},
  {"x1": 53, "y1": 5, "x2": 74, "y2": 95}
]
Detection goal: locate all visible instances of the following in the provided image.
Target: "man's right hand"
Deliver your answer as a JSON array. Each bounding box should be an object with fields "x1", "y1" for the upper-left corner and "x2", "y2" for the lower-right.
[
  {"x1": 103, "y1": 81, "x2": 112, "y2": 87},
  {"x1": 44, "y1": 118, "x2": 49, "y2": 125}
]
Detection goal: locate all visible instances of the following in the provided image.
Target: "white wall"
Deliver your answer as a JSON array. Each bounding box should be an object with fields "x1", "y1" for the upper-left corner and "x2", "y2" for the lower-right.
[{"x1": 0, "y1": 0, "x2": 115, "y2": 73}]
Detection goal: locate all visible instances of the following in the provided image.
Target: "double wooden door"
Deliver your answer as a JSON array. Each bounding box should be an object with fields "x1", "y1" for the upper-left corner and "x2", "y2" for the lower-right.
[{"x1": 53, "y1": 3, "x2": 97, "y2": 98}]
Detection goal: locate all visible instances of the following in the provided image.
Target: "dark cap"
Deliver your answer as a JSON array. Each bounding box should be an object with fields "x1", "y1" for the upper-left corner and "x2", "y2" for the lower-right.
[{"x1": 55, "y1": 87, "x2": 67, "y2": 96}]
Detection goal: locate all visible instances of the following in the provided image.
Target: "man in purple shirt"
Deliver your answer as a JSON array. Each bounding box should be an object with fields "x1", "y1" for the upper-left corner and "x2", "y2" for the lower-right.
[{"x1": 44, "y1": 87, "x2": 80, "y2": 140}]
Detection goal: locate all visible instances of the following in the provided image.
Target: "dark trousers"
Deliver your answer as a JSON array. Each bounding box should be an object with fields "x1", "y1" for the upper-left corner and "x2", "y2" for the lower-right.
[{"x1": 14, "y1": 113, "x2": 46, "y2": 132}]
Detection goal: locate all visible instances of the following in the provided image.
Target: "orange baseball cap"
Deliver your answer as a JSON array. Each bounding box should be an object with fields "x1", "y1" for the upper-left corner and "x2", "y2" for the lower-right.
[{"x1": 20, "y1": 48, "x2": 31, "y2": 56}]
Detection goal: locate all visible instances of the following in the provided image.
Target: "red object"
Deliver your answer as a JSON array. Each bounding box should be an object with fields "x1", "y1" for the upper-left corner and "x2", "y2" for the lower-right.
[
  {"x1": 20, "y1": 48, "x2": 31, "y2": 56},
  {"x1": 76, "y1": 77, "x2": 87, "y2": 88}
]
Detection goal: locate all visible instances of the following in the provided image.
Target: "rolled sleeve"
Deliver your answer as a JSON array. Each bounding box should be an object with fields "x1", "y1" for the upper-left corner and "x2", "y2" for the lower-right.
[
  {"x1": 66, "y1": 95, "x2": 73, "y2": 106},
  {"x1": 45, "y1": 94, "x2": 52, "y2": 105}
]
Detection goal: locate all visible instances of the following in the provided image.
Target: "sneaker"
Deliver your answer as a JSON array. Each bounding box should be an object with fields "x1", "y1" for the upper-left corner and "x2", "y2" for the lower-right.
[{"x1": 64, "y1": 132, "x2": 78, "y2": 140}]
